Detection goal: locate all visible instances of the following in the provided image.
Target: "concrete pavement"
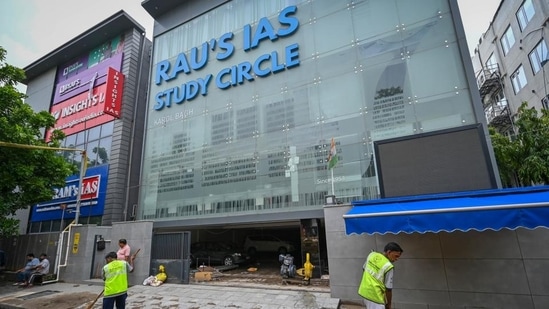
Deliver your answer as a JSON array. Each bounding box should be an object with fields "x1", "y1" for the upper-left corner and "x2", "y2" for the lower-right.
[{"x1": 0, "y1": 280, "x2": 342, "y2": 309}]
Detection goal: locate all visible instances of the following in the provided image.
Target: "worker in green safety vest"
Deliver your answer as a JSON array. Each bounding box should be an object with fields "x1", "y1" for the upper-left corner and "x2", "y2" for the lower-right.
[
  {"x1": 358, "y1": 242, "x2": 403, "y2": 309},
  {"x1": 102, "y1": 251, "x2": 134, "y2": 309}
]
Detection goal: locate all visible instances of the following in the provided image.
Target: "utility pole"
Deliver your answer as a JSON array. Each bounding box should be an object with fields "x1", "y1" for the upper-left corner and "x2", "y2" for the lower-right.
[{"x1": 0, "y1": 142, "x2": 86, "y2": 225}]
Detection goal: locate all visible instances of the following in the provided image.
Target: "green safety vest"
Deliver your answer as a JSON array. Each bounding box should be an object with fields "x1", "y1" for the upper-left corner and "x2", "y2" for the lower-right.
[
  {"x1": 103, "y1": 260, "x2": 129, "y2": 297},
  {"x1": 358, "y1": 251, "x2": 394, "y2": 304}
]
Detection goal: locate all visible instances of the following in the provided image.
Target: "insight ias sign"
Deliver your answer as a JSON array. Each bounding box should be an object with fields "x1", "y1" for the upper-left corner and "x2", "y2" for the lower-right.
[
  {"x1": 104, "y1": 67, "x2": 124, "y2": 118},
  {"x1": 47, "y1": 67, "x2": 125, "y2": 140}
]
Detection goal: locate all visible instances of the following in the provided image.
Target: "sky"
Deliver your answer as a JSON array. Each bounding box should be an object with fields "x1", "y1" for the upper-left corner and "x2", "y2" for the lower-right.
[{"x1": 0, "y1": 0, "x2": 500, "y2": 75}]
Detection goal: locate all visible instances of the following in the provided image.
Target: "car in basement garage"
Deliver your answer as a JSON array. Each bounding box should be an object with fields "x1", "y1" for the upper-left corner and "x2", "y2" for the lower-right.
[
  {"x1": 243, "y1": 235, "x2": 296, "y2": 256},
  {"x1": 190, "y1": 241, "x2": 249, "y2": 267}
]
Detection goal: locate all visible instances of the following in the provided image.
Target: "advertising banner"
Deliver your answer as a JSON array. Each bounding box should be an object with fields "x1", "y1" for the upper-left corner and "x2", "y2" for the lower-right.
[
  {"x1": 31, "y1": 165, "x2": 109, "y2": 222},
  {"x1": 46, "y1": 83, "x2": 115, "y2": 141},
  {"x1": 104, "y1": 67, "x2": 125, "y2": 119},
  {"x1": 55, "y1": 35, "x2": 125, "y2": 84},
  {"x1": 56, "y1": 54, "x2": 89, "y2": 83},
  {"x1": 53, "y1": 52, "x2": 123, "y2": 105}
]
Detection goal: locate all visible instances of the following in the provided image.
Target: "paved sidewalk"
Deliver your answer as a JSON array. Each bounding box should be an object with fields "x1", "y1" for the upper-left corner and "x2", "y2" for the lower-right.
[{"x1": 0, "y1": 281, "x2": 341, "y2": 309}]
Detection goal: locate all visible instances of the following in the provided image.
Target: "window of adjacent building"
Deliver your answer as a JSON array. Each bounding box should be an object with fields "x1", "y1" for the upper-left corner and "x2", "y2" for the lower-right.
[
  {"x1": 529, "y1": 39, "x2": 548, "y2": 74},
  {"x1": 501, "y1": 25, "x2": 515, "y2": 55},
  {"x1": 516, "y1": 0, "x2": 535, "y2": 31},
  {"x1": 485, "y1": 53, "x2": 498, "y2": 74},
  {"x1": 495, "y1": 91, "x2": 507, "y2": 107},
  {"x1": 510, "y1": 65, "x2": 527, "y2": 93}
]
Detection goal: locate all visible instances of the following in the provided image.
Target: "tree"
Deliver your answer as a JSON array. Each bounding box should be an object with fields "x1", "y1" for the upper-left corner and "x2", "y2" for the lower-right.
[
  {"x1": 0, "y1": 47, "x2": 76, "y2": 236},
  {"x1": 489, "y1": 102, "x2": 549, "y2": 187},
  {"x1": 489, "y1": 126, "x2": 519, "y2": 187}
]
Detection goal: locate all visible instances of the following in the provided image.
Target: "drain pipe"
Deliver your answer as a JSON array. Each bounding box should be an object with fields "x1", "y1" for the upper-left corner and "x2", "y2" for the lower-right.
[
  {"x1": 123, "y1": 30, "x2": 147, "y2": 222},
  {"x1": 43, "y1": 223, "x2": 74, "y2": 284}
]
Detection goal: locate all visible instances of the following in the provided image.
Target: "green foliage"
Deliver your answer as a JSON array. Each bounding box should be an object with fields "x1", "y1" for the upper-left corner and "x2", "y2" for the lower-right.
[
  {"x1": 489, "y1": 102, "x2": 549, "y2": 187},
  {"x1": 0, "y1": 46, "x2": 76, "y2": 237}
]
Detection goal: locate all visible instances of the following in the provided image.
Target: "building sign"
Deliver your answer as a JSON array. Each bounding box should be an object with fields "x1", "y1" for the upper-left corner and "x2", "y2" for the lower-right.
[
  {"x1": 152, "y1": 5, "x2": 300, "y2": 111},
  {"x1": 46, "y1": 83, "x2": 114, "y2": 141},
  {"x1": 55, "y1": 35, "x2": 125, "y2": 84},
  {"x1": 47, "y1": 67, "x2": 124, "y2": 140},
  {"x1": 31, "y1": 165, "x2": 109, "y2": 222},
  {"x1": 53, "y1": 53, "x2": 123, "y2": 105},
  {"x1": 104, "y1": 67, "x2": 125, "y2": 118},
  {"x1": 88, "y1": 36, "x2": 125, "y2": 68},
  {"x1": 56, "y1": 54, "x2": 89, "y2": 83}
]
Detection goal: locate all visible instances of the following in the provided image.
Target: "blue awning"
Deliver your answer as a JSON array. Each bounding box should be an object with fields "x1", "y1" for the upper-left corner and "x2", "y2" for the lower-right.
[{"x1": 344, "y1": 186, "x2": 549, "y2": 235}]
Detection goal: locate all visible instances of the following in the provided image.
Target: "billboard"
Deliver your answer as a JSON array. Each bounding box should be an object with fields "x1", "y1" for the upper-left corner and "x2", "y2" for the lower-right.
[
  {"x1": 47, "y1": 67, "x2": 125, "y2": 140},
  {"x1": 56, "y1": 35, "x2": 125, "y2": 84},
  {"x1": 374, "y1": 125, "x2": 497, "y2": 198},
  {"x1": 53, "y1": 52, "x2": 123, "y2": 105},
  {"x1": 104, "y1": 67, "x2": 124, "y2": 119},
  {"x1": 31, "y1": 165, "x2": 109, "y2": 222}
]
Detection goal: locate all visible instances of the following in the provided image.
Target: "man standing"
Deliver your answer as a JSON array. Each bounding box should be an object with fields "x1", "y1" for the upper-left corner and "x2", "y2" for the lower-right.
[
  {"x1": 102, "y1": 251, "x2": 133, "y2": 309},
  {"x1": 358, "y1": 242, "x2": 403, "y2": 309},
  {"x1": 13, "y1": 253, "x2": 39, "y2": 286}
]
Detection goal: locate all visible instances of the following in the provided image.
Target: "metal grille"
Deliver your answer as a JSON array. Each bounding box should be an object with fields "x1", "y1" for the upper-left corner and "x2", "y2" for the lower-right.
[
  {"x1": 151, "y1": 233, "x2": 185, "y2": 259},
  {"x1": 150, "y1": 232, "x2": 191, "y2": 284}
]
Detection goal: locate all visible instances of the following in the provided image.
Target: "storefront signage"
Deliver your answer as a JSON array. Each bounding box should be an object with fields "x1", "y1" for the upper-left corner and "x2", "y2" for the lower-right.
[
  {"x1": 153, "y1": 5, "x2": 300, "y2": 111},
  {"x1": 315, "y1": 175, "x2": 361, "y2": 185},
  {"x1": 57, "y1": 54, "x2": 88, "y2": 83},
  {"x1": 31, "y1": 165, "x2": 109, "y2": 222},
  {"x1": 104, "y1": 67, "x2": 125, "y2": 118},
  {"x1": 53, "y1": 53, "x2": 123, "y2": 105},
  {"x1": 46, "y1": 83, "x2": 113, "y2": 141}
]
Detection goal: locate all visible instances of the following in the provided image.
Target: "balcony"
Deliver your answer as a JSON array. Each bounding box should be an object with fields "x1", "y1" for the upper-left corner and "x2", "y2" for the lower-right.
[
  {"x1": 485, "y1": 99, "x2": 511, "y2": 129},
  {"x1": 476, "y1": 64, "x2": 502, "y2": 101}
]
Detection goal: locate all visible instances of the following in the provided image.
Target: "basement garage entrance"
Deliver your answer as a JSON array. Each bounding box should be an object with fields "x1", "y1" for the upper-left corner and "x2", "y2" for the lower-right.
[{"x1": 152, "y1": 219, "x2": 328, "y2": 284}]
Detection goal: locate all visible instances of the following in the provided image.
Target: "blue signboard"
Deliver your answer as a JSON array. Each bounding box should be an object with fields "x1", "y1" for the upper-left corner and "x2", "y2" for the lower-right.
[{"x1": 31, "y1": 165, "x2": 109, "y2": 222}]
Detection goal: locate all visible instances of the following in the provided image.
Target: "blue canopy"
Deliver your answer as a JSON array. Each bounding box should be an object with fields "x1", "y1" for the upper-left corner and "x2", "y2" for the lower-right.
[{"x1": 344, "y1": 186, "x2": 549, "y2": 235}]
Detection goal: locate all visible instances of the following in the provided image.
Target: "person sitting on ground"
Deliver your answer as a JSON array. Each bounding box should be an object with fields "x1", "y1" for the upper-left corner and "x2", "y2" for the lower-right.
[
  {"x1": 25, "y1": 253, "x2": 50, "y2": 287},
  {"x1": 13, "y1": 253, "x2": 39, "y2": 286}
]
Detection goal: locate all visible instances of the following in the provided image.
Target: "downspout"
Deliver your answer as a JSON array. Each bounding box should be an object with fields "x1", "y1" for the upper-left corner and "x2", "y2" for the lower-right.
[
  {"x1": 43, "y1": 222, "x2": 74, "y2": 284},
  {"x1": 123, "y1": 30, "x2": 147, "y2": 221}
]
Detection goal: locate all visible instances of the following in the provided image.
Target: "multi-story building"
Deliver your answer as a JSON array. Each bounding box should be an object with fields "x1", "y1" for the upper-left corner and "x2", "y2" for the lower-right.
[
  {"x1": 472, "y1": 0, "x2": 549, "y2": 134},
  {"x1": 21, "y1": 11, "x2": 152, "y2": 231},
  {"x1": 8, "y1": 1, "x2": 549, "y2": 307},
  {"x1": 137, "y1": 1, "x2": 549, "y2": 307}
]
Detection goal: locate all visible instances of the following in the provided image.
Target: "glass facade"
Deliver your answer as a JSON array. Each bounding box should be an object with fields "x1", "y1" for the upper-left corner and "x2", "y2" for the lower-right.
[
  {"x1": 61, "y1": 121, "x2": 114, "y2": 169},
  {"x1": 28, "y1": 121, "x2": 115, "y2": 232},
  {"x1": 139, "y1": 0, "x2": 478, "y2": 220}
]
